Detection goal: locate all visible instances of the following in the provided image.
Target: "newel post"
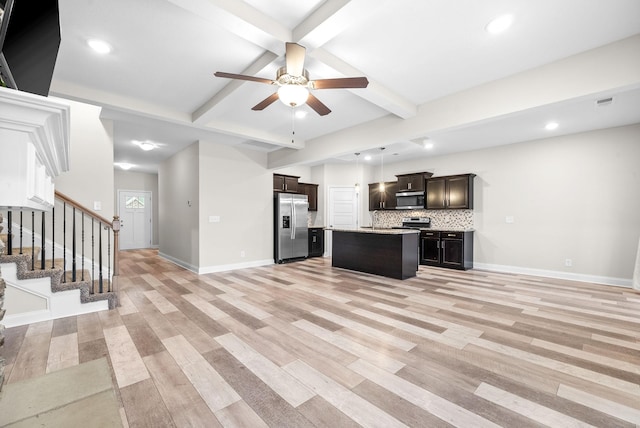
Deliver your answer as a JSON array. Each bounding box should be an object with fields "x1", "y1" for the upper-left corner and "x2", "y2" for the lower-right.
[{"x1": 111, "y1": 216, "x2": 121, "y2": 306}]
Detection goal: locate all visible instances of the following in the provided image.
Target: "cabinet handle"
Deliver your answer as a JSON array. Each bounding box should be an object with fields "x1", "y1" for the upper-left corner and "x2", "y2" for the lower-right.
[{"x1": 408, "y1": 183, "x2": 411, "y2": 190}]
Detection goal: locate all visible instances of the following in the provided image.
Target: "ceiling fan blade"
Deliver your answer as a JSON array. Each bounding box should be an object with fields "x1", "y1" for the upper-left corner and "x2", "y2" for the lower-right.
[
  {"x1": 306, "y1": 93, "x2": 331, "y2": 116},
  {"x1": 251, "y1": 92, "x2": 280, "y2": 111},
  {"x1": 310, "y1": 77, "x2": 369, "y2": 89},
  {"x1": 285, "y1": 42, "x2": 305, "y2": 77},
  {"x1": 214, "y1": 71, "x2": 275, "y2": 85}
]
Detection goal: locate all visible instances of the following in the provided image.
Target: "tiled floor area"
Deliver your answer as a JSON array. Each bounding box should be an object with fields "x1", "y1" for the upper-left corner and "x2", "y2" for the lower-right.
[{"x1": 2, "y1": 249, "x2": 640, "y2": 427}]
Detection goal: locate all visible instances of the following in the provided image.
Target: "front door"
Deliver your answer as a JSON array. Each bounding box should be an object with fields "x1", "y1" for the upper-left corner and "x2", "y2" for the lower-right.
[{"x1": 118, "y1": 190, "x2": 151, "y2": 250}]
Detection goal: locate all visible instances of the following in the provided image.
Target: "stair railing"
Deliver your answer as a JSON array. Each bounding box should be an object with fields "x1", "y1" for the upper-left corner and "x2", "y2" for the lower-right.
[{"x1": 1, "y1": 191, "x2": 120, "y2": 301}]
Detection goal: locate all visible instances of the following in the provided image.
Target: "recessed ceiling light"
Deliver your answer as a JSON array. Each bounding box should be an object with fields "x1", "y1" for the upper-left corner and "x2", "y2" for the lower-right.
[
  {"x1": 115, "y1": 162, "x2": 133, "y2": 170},
  {"x1": 486, "y1": 14, "x2": 513, "y2": 34},
  {"x1": 133, "y1": 140, "x2": 156, "y2": 151},
  {"x1": 364, "y1": 155, "x2": 372, "y2": 161},
  {"x1": 424, "y1": 142, "x2": 434, "y2": 150},
  {"x1": 545, "y1": 122, "x2": 559, "y2": 131},
  {"x1": 87, "y1": 39, "x2": 112, "y2": 54}
]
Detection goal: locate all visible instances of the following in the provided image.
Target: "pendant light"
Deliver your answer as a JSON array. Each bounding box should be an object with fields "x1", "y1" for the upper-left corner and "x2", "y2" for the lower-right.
[{"x1": 379, "y1": 147, "x2": 385, "y2": 191}]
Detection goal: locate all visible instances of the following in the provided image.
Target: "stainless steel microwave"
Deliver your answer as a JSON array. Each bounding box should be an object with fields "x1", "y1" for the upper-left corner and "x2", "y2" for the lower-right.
[{"x1": 395, "y1": 191, "x2": 425, "y2": 210}]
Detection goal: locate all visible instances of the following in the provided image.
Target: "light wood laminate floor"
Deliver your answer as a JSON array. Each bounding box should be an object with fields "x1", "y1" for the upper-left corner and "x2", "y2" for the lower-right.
[{"x1": 3, "y1": 249, "x2": 640, "y2": 427}]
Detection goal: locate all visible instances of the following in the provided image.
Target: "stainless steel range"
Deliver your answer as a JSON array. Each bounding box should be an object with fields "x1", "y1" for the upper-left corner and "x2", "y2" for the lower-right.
[{"x1": 394, "y1": 217, "x2": 431, "y2": 230}]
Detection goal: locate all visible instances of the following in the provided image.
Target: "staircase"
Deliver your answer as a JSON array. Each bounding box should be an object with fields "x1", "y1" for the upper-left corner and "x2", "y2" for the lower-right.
[{"x1": 0, "y1": 192, "x2": 120, "y2": 328}]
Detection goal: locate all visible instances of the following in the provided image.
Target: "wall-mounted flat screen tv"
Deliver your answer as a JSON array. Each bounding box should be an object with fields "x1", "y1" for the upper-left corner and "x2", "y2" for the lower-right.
[{"x1": 0, "y1": 0, "x2": 60, "y2": 97}]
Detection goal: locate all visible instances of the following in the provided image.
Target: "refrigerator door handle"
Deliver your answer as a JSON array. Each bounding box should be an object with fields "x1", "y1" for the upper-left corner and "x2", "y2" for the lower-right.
[{"x1": 291, "y1": 200, "x2": 296, "y2": 239}]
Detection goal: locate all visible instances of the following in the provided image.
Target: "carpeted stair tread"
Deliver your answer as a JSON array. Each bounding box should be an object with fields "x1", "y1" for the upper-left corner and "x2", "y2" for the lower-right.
[{"x1": 0, "y1": 252, "x2": 118, "y2": 309}]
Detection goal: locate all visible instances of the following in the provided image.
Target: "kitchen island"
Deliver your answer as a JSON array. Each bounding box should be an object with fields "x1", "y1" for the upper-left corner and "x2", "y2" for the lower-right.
[{"x1": 329, "y1": 228, "x2": 419, "y2": 279}]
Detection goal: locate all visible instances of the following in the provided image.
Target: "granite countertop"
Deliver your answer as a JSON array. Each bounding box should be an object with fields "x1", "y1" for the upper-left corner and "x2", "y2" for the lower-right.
[
  {"x1": 326, "y1": 227, "x2": 419, "y2": 235},
  {"x1": 426, "y1": 228, "x2": 475, "y2": 232}
]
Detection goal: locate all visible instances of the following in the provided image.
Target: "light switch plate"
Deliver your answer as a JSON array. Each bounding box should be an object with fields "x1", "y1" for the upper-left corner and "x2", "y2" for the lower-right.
[
  {"x1": 94, "y1": 201, "x2": 102, "y2": 211},
  {"x1": 209, "y1": 215, "x2": 220, "y2": 223}
]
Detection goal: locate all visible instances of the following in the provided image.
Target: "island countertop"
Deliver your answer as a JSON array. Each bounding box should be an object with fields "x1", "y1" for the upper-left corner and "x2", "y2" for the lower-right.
[
  {"x1": 326, "y1": 227, "x2": 419, "y2": 235},
  {"x1": 330, "y1": 228, "x2": 419, "y2": 279}
]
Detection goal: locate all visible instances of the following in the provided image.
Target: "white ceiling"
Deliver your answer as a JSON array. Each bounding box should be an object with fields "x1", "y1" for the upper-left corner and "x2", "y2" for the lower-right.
[{"x1": 49, "y1": 0, "x2": 640, "y2": 173}]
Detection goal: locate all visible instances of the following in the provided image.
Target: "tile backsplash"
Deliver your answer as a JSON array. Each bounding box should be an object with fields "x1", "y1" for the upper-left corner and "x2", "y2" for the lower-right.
[{"x1": 369, "y1": 209, "x2": 473, "y2": 230}]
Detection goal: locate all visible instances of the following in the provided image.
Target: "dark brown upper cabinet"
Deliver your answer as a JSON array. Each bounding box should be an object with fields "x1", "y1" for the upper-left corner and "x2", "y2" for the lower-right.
[
  {"x1": 395, "y1": 172, "x2": 433, "y2": 192},
  {"x1": 425, "y1": 174, "x2": 475, "y2": 210},
  {"x1": 368, "y1": 181, "x2": 398, "y2": 211},
  {"x1": 299, "y1": 182, "x2": 318, "y2": 211},
  {"x1": 273, "y1": 174, "x2": 299, "y2": 193}
]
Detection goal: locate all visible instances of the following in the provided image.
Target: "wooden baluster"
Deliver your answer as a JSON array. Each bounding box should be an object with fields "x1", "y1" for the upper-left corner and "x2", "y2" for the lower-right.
[
  {"x1": 112, "y1": 216, "x2": 120, "y2": 302},
  {"x1": 7, "y1": 211, "x2": 12, "y2": 255},
  {"x1": 40, "y1": 212, "x2": 45, "y2": 270},
  {"x1": 98, "y1": 221, "x2": 103, "y2": 293},
  {"x1": 91, "y1": 217, "x2": 95, "y2": 294},
  {"x1": 107, "y1": 228, "x2": 111, "y2": 292},
  {"x1": 81, "y1": 212, "x2": 85, "y2": 281},
  {"x1": 51, "y1": 207, "x2": 55, "y2": 269},
  {"x1": 31, "y1": 211, "x2": 34, "y2": 270},
  {"x1": 72, "y1": 206, "x2": 76, "y2": 282},
  {"x1": 63, "y1": 202, "x2": 66, "y2": 282}
]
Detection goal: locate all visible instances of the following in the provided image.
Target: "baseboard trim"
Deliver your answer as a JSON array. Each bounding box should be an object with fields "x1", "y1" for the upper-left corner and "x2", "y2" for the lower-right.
[
  {"x1": 198, "y1": 259, "x2": 273, "y2": 274},
  {"x1": 3, "y1": 309, "x2": 52, "y2": 328},
  {"x1": 157, "y1": 252, "x2": 199, "y2": 274},
  {"x1": 157, "y1": 253, "x2": 274, "y2": 275},
  {"x1": 473, "y1": 262, "x2": 632, "y2": 288}
]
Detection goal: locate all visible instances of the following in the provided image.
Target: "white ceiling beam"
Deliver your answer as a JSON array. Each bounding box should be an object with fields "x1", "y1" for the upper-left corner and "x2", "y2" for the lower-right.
[
  {"x1": 175, "y1": 0, "x2": 415, "y2": 136},
  {"x1": 310, "y1": 48, "x2": 417, "y2": 119},
  {"x1": 293, "y1": 0, "x2": 417, "y2": 118},
  {"x1": 268, "y1": 35, "x2": 640, "y2": 168},
  {"x1": 192, "y1": 51, "x2": 278, "y2": 125},
  {"x1": 166, "y1": 0, "x2": 290, "y2": 53},
  {"x1": 51, "y1": 79, "x2": 301, "y2": 149}
]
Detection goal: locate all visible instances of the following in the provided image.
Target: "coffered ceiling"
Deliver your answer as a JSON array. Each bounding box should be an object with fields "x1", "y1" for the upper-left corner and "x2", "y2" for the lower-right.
[{"x1": 50, "y1": 0, "x2": 640, "y2": 173}]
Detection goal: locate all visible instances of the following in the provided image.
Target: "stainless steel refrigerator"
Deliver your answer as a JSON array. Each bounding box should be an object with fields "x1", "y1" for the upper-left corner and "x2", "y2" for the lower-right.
[{"x1": 274, "y1": 192, "x2": 308, "y2": 263}]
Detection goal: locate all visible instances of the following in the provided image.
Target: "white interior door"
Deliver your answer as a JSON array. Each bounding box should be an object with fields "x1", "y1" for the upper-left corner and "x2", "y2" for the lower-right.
[
  {"x1": 327, "y1": 186, "x2": 358, "y2": 256},
  {"x1": 118, "y1": 190, "x2": 151, "y2": 250}
]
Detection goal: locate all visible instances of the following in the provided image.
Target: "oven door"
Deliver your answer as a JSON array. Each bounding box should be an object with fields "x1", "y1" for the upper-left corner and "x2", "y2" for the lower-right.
[{"x1": 395, "y1": 191, "x2": 425, "y2": 210}]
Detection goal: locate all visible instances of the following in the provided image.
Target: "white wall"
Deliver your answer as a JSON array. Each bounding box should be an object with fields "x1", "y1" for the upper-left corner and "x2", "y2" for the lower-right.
[
  {"x1": 198, "y1": 142, "x2": 272, "y2": 271},
  {"x1": 158, "y1": 142, "x2": 199, "y2": 270},
  {"x1": 114, "y1": 170, "x2": 159, "y2": 247},
  {"x1": 374, "y1": 124, "x2": 640, "y2": 284},
  {"x1": 53, "y1": 99, "x2": 114, "y2": 218}
]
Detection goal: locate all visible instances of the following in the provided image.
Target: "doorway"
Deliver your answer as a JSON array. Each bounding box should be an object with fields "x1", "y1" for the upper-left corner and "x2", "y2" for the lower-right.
[
  {"x1": 326, "y1": 186, "x2": 358, "y2": 256},
  {"x1": 117, "y1": 190, "x2": 152, "y2": 250}
]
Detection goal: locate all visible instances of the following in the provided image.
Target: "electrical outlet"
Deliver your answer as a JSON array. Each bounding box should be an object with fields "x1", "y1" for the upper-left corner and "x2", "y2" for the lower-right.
[
  {"x1": 505, "y1": 216, "x2": 514, "y2": 223},
  {"x1": 565, "y1": 259, "x2": 572, "y2": 267},
  {"x1": 240, "y1": 251, "x2": 245, "y2": 258}
]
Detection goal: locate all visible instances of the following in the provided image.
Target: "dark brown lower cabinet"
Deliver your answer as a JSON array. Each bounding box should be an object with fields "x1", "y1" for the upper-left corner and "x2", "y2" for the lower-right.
[
  {"x1": 308, "y1": 227, "x2": 324, "y2": 257},
  {"x1": 332, "y1": 230, "x2": 419, "y2": 280},
  {"x1": 420, "y1": 230, "x2": 473, "y2": 270}
]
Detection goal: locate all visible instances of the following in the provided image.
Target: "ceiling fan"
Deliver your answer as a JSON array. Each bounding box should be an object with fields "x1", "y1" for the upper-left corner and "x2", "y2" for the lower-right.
[{"x1": 214, "y1": 42, "x2": 369, "y2": 116}]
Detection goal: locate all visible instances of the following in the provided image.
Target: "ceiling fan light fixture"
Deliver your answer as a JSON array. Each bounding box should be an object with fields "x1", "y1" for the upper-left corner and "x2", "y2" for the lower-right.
[{"x1": 278, "y1": 85, "x2": 309, "y2": 107}]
